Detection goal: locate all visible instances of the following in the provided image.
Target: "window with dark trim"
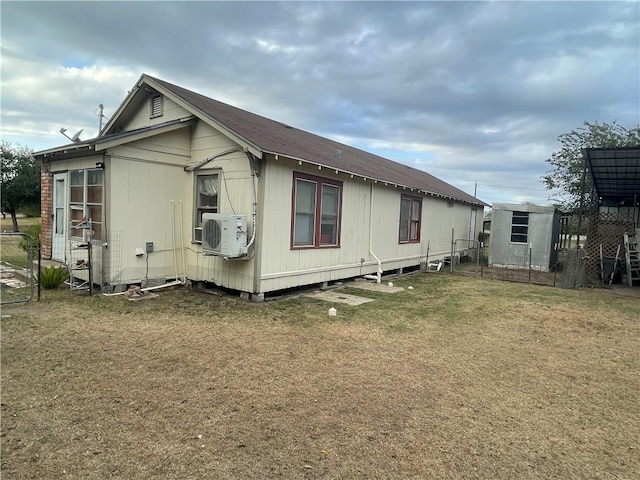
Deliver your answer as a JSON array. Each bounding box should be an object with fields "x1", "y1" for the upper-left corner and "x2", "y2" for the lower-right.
[
  {"x1": 399, "y1": 195, "x2": 421, "y2": 243},
  {"x1": 292, "y1": 172, "x2": 342, "y2": 248},
  {"x1": 510, "y1": 211, "x2": 529, "y2": 243},
  {"x1": 150, "y1": 94, "x2": 163, "y2": 118}
]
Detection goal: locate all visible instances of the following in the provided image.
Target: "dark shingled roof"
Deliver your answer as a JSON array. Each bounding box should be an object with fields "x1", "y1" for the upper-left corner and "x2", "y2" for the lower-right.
[{"x1": 148, "y1": 75, "x2": 485, "y2": 207}]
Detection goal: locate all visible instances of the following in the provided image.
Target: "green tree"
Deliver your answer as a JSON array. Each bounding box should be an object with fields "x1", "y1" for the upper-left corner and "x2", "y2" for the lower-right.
[
  {"x1": 1, "y1": 141, "x2": 40, "y2": 232},
  {"x1": 542, "y1": 121, "x2": 640, "y2": 211}
]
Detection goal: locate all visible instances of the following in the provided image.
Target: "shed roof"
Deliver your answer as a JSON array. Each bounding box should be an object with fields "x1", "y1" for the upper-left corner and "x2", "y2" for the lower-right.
[
  {"x1": 492, "y1": 203, "x2": 561, "y2": 214},
  {"x1": 584, "y1": 146, "x2": 640, "y2": 202}
]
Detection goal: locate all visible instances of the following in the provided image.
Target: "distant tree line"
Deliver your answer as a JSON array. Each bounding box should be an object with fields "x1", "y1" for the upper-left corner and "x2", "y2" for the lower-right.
[
  {"x1": 1, "y1": 141, "x2": 40, "y2": 232},
  {"x1": 542, "y1": 121, "x2": 640, "y2": 212},
  {"x1": 1, "y1": 121, "x2": 639, "y2": 233}
]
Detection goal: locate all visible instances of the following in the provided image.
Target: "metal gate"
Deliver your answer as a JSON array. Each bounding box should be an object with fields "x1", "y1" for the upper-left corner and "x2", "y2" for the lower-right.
[
  {"x1": 452, "y1": 238, "x2": 482, "y2": 274},
  {"x1": 0, "y1": 233, "x2": 35, "y2": 304}
]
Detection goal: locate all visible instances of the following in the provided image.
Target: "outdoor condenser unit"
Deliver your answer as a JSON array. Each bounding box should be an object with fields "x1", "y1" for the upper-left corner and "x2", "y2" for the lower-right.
[{"x1": 201, "y1": 213, "x2": 247, "y2": 257}]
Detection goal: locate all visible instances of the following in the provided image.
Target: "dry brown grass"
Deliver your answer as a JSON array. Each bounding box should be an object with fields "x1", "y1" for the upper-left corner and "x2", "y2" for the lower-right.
[{"x1": 2, "y1": 274, "x2": 639, "y2": 479}]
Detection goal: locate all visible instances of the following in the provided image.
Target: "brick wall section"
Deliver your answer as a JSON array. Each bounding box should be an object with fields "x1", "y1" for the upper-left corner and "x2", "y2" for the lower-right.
[{"x1": 40, "y1": 167, "x2": 53, "y2": 259}]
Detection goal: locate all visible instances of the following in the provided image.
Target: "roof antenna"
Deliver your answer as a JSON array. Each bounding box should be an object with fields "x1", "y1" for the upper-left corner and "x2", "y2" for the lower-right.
[
  {"x1": 60, "y1": 128, "x2": 84, "y2": 143},
  {"x1": 96, "y1": 104, "x2": 109, "y2": 132}
]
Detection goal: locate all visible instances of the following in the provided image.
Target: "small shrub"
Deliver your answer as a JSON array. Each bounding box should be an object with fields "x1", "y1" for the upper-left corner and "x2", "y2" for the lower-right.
[
  {"x1": 19, "y1": 223, "x2": 41, "y2": 252},
  {"x1": 37, "y1": 266, "x2": 69, "y2": 289}
]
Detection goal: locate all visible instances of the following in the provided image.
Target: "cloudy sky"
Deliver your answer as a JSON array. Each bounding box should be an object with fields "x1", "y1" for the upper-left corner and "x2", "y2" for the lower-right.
[{"x1": 1, "y1": 1, "x2": 638, "y2": 206}]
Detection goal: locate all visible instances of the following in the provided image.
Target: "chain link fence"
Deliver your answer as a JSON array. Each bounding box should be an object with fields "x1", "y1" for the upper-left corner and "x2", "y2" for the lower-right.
[
  {"x1": 0, "y1": 233, "x2": 36, "y2": 304},
  {"x1": 429, "y1": 237, "x2": 583, "y2": 288}
]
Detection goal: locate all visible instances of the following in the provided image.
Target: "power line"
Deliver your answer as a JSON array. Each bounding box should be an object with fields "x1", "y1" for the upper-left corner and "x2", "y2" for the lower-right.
[{"x1": 477, "y1": 183, "x2": 550, "y2": 192}]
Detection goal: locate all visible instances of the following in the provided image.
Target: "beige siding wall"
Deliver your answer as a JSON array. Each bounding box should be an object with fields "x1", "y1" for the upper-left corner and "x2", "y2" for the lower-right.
[
  {"x1": 185, "y1": 122, "x2": 256, "y2": 292},
  {"x1": 108, "y1": 128, "x2": 192, "y2": 167},
  {"x1": 256, "y1": 157, "x2": 482, "y2": 293},
  {"x1": 106, "y1": 121, "x2": 257, "y2": 292},
  {"x1": 258, "y1": 159, "x2": 369, "y2": 292},
  {"x1": 423, "y1": 200, "x2": 479, "y2": 257},
  {"x1": 44, "y1": 117, "x2": 483, "y2": 295},
  {"x1": 107, "y1": 151, "x2": 188, "y2": 286},
  {"x1": 127, "y1": 96, "x2": 192, "y2": 130}
]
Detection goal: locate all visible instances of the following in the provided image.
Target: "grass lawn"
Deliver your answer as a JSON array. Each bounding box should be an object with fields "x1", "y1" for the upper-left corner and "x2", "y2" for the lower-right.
[
  {"x1": 1, "y1": 217, "x2": 40, "y2": 269},
  {"x1": 1, "y1": 273, "x2": 639, "y2": 479},
  {"x1": 0, "y1": 216, "x2": 40, "y2": 233}
]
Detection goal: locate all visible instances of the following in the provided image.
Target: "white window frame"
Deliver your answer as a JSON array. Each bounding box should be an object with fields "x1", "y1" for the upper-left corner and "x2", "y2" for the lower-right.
[
  {"x1": 68, "y1": 168, "x2": 104, "y2": 242},
  {"x1": 193, "y1": 172, "x2": 219, "y2": 243}
]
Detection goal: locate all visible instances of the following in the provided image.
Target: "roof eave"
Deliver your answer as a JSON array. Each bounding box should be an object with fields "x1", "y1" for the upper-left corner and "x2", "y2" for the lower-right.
[
  {"x1": 100, "y1": 74, "x2": 146, "y2": 135},
  {"x1": 265, "y1": 150, "x2": 487, "y2": 207},
  {"x1": 34, "y1": 142, "x2": 96, "y2": 160},
  {"x1": 95, "y1": 116, "x2": 197, "y2": 151}
]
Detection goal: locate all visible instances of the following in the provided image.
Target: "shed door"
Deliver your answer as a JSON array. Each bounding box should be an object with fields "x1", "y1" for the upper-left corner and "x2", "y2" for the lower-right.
[
  {"x1": 469, "y1": 208, "x2": 477, "y2": 243},
  {"x1": 52, "y1": 173, "x2": 67, "y2": 262}
]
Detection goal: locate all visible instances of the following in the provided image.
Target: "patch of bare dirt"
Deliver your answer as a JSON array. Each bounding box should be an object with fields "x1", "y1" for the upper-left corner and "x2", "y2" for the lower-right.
[{"x1": 305, "y1": 290, "x2": 375, "y2": 306}]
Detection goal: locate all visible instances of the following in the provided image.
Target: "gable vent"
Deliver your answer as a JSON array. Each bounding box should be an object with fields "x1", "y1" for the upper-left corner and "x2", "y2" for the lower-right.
[{"x1": 150, "y1": 94, "x2": 163, "y2": 117}]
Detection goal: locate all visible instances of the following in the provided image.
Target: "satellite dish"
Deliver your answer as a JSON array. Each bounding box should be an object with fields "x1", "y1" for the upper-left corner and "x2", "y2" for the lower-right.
[
  {"x1": 71, "y1": 129, "x2": 83, "y2": 143},
  {"x1": 59, "y1": 127, "x2": 84, "y2": 143}
]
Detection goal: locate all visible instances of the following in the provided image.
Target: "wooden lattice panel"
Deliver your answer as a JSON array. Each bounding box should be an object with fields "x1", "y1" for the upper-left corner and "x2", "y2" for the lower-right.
[
  {"x1": 559, "y1": 248, "x2": 587, "y2": 288},
  {"x1": 584, "y1": 212, "x2": 635, "y2": 283}
]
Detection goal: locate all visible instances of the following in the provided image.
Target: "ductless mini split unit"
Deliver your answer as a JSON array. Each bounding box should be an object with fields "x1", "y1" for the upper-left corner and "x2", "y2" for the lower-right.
[{"x1": 201, "y1": 213, "x2": 248, "y2": 258}]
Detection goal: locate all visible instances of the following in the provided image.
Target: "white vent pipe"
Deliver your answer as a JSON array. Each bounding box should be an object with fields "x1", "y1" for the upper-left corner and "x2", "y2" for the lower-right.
[{"x1": 365, "y1": 182, "x2": 382, "y2": 283}]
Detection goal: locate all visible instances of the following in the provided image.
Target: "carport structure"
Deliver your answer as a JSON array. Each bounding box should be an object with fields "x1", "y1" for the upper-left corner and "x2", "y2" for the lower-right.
[
  {"x1": 586, "y1": 147, "x2": 640, "y2": 204},
  {"x1": 582, "y1": 146, "x2": 640, "y2": 285}
]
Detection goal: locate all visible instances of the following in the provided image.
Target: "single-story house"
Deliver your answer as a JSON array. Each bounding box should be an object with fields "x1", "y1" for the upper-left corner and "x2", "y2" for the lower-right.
[
  {"x1": 35, "y1": 74, "x2": 487, "y2": 300},
  {"x1": 582, "y1": 147, "x2": 640, "y2": 285},
  {"x1": 488, "y1": 203, "x2": 563, "y2": 272}
]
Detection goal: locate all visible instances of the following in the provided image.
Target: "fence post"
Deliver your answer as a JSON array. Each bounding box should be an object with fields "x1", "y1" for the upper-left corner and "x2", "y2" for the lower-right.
[
  {"x1": 450, "y1": 228, "x2": 455, "y2": 272},
  {"x1": 528, "y1": 243, "x2": 533, "y2": 283},
  {"x1": 37, "y1": 244, "x2": 42, "y2": 301},
  {"x1": 425, "y1": 242, "x2": 430, "y2": 270}
]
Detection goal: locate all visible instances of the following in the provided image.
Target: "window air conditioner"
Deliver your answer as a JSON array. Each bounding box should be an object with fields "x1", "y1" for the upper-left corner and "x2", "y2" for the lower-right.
[
  {"x1": 202, "y1": 213, "x2": 247, "y2": 257},
  {"x1": 193, "y1": 227, "x2": 203, "y2": 243}
]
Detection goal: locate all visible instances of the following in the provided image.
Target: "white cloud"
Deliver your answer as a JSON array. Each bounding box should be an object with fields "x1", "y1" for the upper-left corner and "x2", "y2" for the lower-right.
[
  {"x1": 0, "y1": 0, "x2": 637, "y2": 206},
  {"x1": 1, "y1": 51, "x2": 139, "y2": 148}
]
